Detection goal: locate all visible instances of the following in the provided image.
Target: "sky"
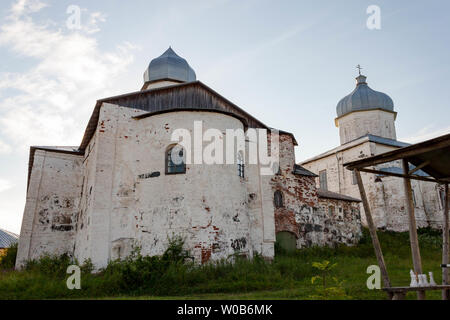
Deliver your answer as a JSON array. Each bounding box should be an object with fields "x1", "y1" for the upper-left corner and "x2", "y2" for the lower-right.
[{"x1": 1, "y1": 0, "x2": 450, "y2": 233}]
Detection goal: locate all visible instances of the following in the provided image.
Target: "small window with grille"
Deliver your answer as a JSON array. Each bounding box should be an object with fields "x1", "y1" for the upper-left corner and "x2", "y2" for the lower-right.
[
  {"x1": 237, "y1": 151, "x2": 245, "y2": 178},
  {"x1": 166, "y1": 144, "x2": 186, "y2": 174}
]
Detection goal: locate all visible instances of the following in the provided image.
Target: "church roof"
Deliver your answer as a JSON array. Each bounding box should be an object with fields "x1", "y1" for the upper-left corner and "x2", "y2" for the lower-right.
[
  {"x1": 363, "y1": 134, "x2": 409, "y2": 148},
  {"x1": 26, "y1": 80, "x2": 300, "y2": 189},
  {"x1": 143, "y1": 47, "x2": 196, "y2": 84},
  {"x1": 79, "y1": 81, "x2": 271, "y2": 151},
  {"x1": 133, "y1": 108, "x2": 250, "y2": 127},
  {"x1": 300, "y1": 134, "x2": 410, "y2": 164},
  {"x1": 336, "y1": 75, "x2": 394, "y2": 118},
  {"x1": 26, "y1": 49, "x2": 303, "y2": 188},
  {"x1": 376, "y1": 165, "x2": 429, "y2": 177},
  {"x1": 293, "y1": 164, "x2": 317, "y2": 177},
  {"x1": 29, "y1": 146, "x2": 80, "y2": 153},
  {"x1": 0, "y1": 228, "x2": 18, "y2": 249},
  {"x1": 317, "y1": 189, "x2": 361, "y2": 202}
]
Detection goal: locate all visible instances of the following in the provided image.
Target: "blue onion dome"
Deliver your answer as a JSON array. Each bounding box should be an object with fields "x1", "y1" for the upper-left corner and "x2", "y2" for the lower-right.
[
  {"x1": 336, "y1": 75, "x2": 394, "y2": 118},
  {"x1": 143, "y1": 47, "x2": 196, "y2": 83}
]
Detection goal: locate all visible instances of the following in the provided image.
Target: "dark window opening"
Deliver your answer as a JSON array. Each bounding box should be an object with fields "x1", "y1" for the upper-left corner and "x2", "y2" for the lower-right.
[
  {"x1": 439, "y1": 189, "x2": 445, "y2": 209},
  {"x1": 237, "y1": 152, "x2": 245, "y2": 178},
  {"x1": 328, "y1": 206, "x2": 335, "y2": 215},
  {"x1": 274, "y1": 190, "x2": 284, "y2": 208},
  {"x1": 319, "y1": 170, "x2": 328, "y2": 190},
  {"x1": 166, "y1": 145, "x2": 186, "y2": 174}
]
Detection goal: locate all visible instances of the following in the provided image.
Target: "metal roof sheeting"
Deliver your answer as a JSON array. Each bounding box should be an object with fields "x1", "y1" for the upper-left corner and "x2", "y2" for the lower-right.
[
  {"x1": 377, "y1": 165, "x2": 430, "y2": 177},
  {"x1": 317, "y1": 189, "x2": 361, "y2": 202},
  {"x1": 301, "y1": 134, "x2": 410, "y2": 164},
  {"x1": 366, "y1": 134, "x2": 410, "y2": 148},
  {"x1": 293, "y1": 164, "x2": 318, "y2": 177},
  {"x1": 144, "y1": 47, "x2": 196, "y2": 83},
  {"x1": 0, "y1": 228, "x2": 19, "y2": 248},
  {"x1": 336, "y1": 75, "x2": 394, "y2": 118},
  {"x1": 79, "y1": 81, "x2": 269, "y2": 152}
]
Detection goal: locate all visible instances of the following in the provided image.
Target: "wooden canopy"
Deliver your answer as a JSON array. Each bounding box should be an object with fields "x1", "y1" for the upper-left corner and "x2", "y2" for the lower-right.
[
  {"x1": 344, "y1": 133, "x2": 450, "y2": 300},
  {"x1": 346, "y1": 133, "x2": 450, "y2": 182}
]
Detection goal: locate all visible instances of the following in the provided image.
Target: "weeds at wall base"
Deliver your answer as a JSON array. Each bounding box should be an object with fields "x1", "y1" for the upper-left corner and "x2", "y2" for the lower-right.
[{"x1": 0, "y1": 229, "x2": 445, "y2": 300}]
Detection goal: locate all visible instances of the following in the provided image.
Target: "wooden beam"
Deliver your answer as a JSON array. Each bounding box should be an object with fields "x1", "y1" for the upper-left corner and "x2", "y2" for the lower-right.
[
  {"x1": 408, "y1": 160, "x2": 430, "y2": 175},
  {"x1": 402, "y1": 159, "x2": 425, "y2": 300},
  {"x1": 354, "y1": 169, "x2": 391, "y2": 290},
  {"x1": 357, "y1": 168, "x2": 438, "y2": 183},
  {"x1": 345, "y1": 134, "x2": 450, "y2": 170},
  {"x1": 443, "y1": 184, "x2": 449, "y2": 300}
]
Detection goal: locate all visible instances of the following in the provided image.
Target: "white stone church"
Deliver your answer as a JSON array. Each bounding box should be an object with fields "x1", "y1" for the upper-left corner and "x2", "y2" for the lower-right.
[
  {"x1": 301, "y1": 73, "x2": 445, "y2": 231},
  {"x1": 17, "y1": 48, "x2": 392, "y2": 269}
]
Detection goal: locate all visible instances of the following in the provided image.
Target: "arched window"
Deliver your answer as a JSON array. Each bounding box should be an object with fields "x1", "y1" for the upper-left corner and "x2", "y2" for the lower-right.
[
  {"x1": 237, "y1": 151, "x2": 244, "y2": 178},
  {"x1": 166, "y1": 144, "x2": 186, "y2": 174},
  {"x1": 328, "y1": 206, "x2": 335, "y2": 215},
  {"x1": 319, "y1": 170, "x2": 327, "y2": 190},
  {"x1": 274, "y1": 190, "x2": 284, "y2": 208}
]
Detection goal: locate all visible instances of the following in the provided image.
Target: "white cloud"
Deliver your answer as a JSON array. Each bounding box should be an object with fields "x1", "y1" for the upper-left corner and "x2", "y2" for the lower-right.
[
  {"x1": 401, "y1": 125, "x2": 450, "y2": 144},
  {"x1": 0, "y1": 139, "x2": 12, "y2": 154},
  {"x1": 0, "y1": 179, "x2": 13, "y2": 193},
  {"x1": 0, "y1": 0, "x2": 136, "y2": 150},
  {"x1": 0, "y1": 0, "x2": 137, "y2": 233},
  {"x1": 83, "y1": 11, "x2": 108, "y2": 34},
  {"x1": 10, "y1": 0, "x2": 47, "y2": 17}
]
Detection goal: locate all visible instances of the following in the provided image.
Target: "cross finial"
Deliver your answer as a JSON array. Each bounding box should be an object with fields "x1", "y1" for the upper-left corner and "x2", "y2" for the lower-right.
[{"x1": 356, "y1": 64, "x2": 363, "y2": 75}]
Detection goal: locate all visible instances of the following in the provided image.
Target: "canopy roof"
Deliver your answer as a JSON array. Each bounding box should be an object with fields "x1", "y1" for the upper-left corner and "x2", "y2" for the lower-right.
[{"x1": 345, "y1": 133, "x2": 450, "y2": 183}]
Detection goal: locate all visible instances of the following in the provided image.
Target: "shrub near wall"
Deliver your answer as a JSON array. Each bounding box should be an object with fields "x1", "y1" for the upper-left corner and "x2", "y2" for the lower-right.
[
  {"x1": 0, "y1": 229, "x2": 445, "y2": 300},
  {"x1": 0, "y1": 243, "x2": 18, "y2": 270}
]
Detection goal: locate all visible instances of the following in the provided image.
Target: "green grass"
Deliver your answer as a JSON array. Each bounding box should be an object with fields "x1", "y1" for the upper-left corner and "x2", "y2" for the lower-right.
[{"x1": 0, "y1": 228, "x2": 445, "y2": 300}]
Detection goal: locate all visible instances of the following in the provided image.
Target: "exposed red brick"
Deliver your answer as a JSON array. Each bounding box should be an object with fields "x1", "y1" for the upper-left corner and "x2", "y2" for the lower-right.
[{"x1": 201, "y1": 247, "x2": 212, "y2": 263}]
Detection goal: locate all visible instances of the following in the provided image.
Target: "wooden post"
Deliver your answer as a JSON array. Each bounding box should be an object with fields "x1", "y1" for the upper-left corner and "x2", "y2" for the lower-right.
[
  {"x1": 402, "y1": 159, "x2": 425, "y2": 300},
  {"x1": 354, "y1": 169, "x2": 391, "y2": 290},
  {"x1": 443, "y1": 184, "x2": 449, "y2": 300}
]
